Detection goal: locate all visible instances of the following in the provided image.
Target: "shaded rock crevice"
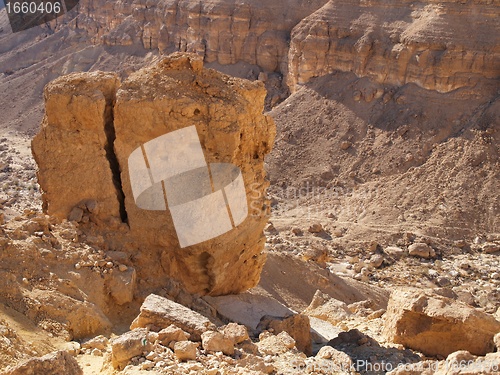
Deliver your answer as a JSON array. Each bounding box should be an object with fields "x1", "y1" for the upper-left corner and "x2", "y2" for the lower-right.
[{"x1": 102, "y1": 91, "x2": 128, "y2": 224}]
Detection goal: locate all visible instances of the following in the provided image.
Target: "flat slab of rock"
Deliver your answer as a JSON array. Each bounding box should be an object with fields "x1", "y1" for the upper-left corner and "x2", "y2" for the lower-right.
[
  {"x1": 130, "y1": 294, "x2": 216, "y2": 341},
  {"x1": 203, "y1": 290, "x2": 294, "y2": 331},
  {"x1": 383, "y1": 289, "x2": 500, "y2": 357}
]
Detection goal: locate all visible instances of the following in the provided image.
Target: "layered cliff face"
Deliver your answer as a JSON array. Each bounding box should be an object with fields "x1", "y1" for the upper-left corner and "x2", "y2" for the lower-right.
[
  {"x1": 32, "y1": 53, "x2": 276, "y2": 296},
  {"x1": 75, "y1": 0, "x2": 330, "y2": 73},
  {"x1": 1, "y1": 0, "x2": 497, "y2": 137},
  {"x1": 287, "y1": 0, "x2": 500, "y2": 92},
  {"x1": 70, "y1": 0, "x2": 499, "y2": 94}
]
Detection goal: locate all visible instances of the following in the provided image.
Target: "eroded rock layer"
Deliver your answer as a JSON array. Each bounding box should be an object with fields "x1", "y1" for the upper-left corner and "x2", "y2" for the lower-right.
[
  {"x1": 287, "y1": 0, "x2": 500, "y2": 92},
  {"x1": 75, "y1": 0, "x2": 330, "y2": 72},
  {"x1": 32, "y1": 53, "x2": 276, "y2": 296},
  {"x1": 69, "y1": 0, "x2": 499, "y2": 93}
]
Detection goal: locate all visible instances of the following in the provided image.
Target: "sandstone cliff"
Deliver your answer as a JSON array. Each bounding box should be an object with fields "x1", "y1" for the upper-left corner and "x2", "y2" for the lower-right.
[
  {"x1": 68, "y1": 0, "x2": 499, "y2": 93},
  {"x1": 287, "y1": 0, "x2": 500, "y2": 92},
  {"x1": 32, "y1": 53, "x2": 276, "y2": 296},
  {"x1": 75, "y1": 0, "x2": 330, "y2": 72}
]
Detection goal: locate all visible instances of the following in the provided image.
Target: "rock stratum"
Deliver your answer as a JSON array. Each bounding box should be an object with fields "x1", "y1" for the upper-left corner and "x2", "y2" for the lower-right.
[
  {"x1": 72, "y1": 0, "x2": 499, "y2": 92},
  {"x1": 287, "y1": 0, "x2": 499, "y2": 92},
  {"x1": 32, "y1": 53, "x2": 276, "y2": 296}
]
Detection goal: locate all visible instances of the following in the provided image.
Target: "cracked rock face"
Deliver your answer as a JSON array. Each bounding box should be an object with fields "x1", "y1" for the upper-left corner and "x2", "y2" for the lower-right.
[
  {"x1": 31, "y1": 71, "x2": 122, "y2": 226},
  {"x1": 32, "y1": 53, "x2": 276, "y2": 296}
]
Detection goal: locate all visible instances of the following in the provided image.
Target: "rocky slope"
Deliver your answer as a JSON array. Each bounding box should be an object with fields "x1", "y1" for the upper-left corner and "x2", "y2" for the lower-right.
[{"x1": 267, "y1": 71, "x2": 499, "y2": 241}]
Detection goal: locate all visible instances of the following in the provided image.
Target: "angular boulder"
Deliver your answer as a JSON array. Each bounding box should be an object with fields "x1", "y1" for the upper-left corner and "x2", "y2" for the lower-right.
[
  {"x1": 383, "y1": 289, "x2": 500, "y2": 357},
  {"x1": 257, "y1": 314, "x2": 311, "y2": 356},
  {"x1": 130, "y1": 294, "x2": 216, "y2": 341},
  {"x1": 257, "y1": 331, "x2": 296, "y2": 356},
  {"x1": 158, "y1": 325, "x2": 190, "y2": 347},
  {"x1": 201, "y1": 331, "x2": 234, "y2": 356},
  {"x1": 174, "y1": 341, "x2": 198, "y2": 362},
  {"x1": 32, "y1": 53, "x2": 276, "y2": 296},
  {"x1": 111, "y1": 328, "x2": 154, "y2": 369}
]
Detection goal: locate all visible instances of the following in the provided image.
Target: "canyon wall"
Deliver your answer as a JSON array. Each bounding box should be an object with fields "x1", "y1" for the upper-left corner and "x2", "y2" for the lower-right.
[
  {"x1": 287, "y1": 0, "x2": 500, "y2": 92},
  {"x1": 75, "y1": 0, "x2": 330, "y2": 72},
  {"x1": 69, "y1": 0, "x2": 499, "y2": 93}
]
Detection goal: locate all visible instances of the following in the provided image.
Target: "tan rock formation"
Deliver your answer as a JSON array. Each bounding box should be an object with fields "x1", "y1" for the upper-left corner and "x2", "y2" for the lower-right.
[
  {"x1": 75, "y1": 0, "x2": 330, "y2": 73},
  {"x1": 383, "y1": 289, "x2": 500, "y2": 357},
  {"x1": 258, "y1": 314, "x2": 312, "y2": 356},
  {"x1": 1, "y1": 351, "x2": 83, "y2": 375},
  {"x1": 130, "y1": 294, "x2": 216, "y2": 341},
  {"x1": 32, "y1": 53, "x2": 275, "y2": 296},
  {"x1": 113, "y1": 53, "x2": 275, "y2": 295},
  {"x1": 32, "y1": 72, "x2": 122, "y2": 225},
  {"x1": 111, "y1": 328, "x2": 154, "y2": 370},
  {"x1": 287, "y1": 0, "x2": 500, "y2": 92}
]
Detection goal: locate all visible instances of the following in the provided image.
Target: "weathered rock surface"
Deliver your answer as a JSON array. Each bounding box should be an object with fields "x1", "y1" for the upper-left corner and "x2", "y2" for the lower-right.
[
  {"x1": 1, "y1": 351, "x2": 83, "y2": 375},
  {"x1": 111, "y1": 328, "x2": 154, "y2": 369},
  {"x1": 158, "y1": 325, "x2": 190, "y2": 348},
  {"x1": 106, "y1": 267, "x2": 137, "y2": 305},
  {"x1": 32, "y1": 53, "x2": 276, "y2": 296},
  {"x1": 173, "y1": 341, "x2": 198, "y2": 362},
  {"x1": 21, "y1": 288, "x2": 112, "y2": 340},
  {"x1": 257, "y1": 314, "x2": 312, "y2": 356},
  {"x1": 221, "y1": 323, "x2": 250, "y2": 345},
  {"x1": 383, "y1": 289, "x2": 500, "y2": 357},
  {"x1": 201, "y1": 331, "x2": 234, "y2": 356},
  {"x1": 408, "y1": 242, "x2": 436, "y2": 259},
  {"x1": 303, "y1": 290, "x2": 352, "y2": 326},
  {"x1": 130, "y1": 294, "x2": 216, "y2": 341},
  {"x1": 113, "y1": 53, "x2": 275, "y2": 295},
  {"x1": 287, "y1": 0, "x2": 499, "y2": 92},
  {"x1": 75, "y1": 0, "x2": 329, "y2": 73},
  {"x1": 31, "y1": 72, "x2": 122, "y2": 224},
  {"x1": 257, "y1": 331, "x2": 296, "y2": 356},
  {"x1": 67, "y1": 0, "x2": 499, "y2": 95}
]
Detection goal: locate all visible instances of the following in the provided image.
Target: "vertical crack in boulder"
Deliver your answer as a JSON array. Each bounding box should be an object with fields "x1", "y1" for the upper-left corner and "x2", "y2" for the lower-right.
[{"x1": 102, "y1": 93, "x2": 128, "y2": 224}]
